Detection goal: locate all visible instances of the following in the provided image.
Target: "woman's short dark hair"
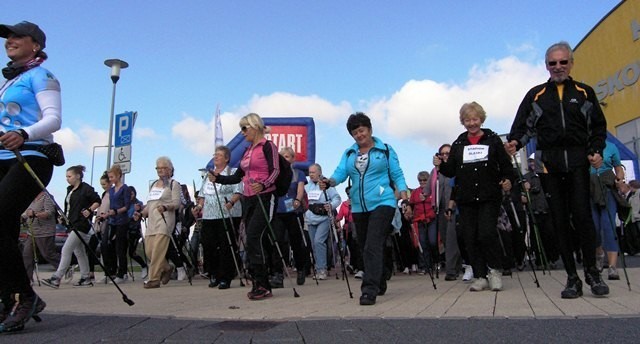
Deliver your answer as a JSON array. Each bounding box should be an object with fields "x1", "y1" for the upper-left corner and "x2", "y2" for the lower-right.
[{"x1": 346, "y1": 112, "x2": 372, "y2": 133}]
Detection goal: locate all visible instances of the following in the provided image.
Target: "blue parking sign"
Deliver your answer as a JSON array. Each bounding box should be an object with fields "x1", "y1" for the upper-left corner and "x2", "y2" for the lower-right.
[{"x1": 115, "y1": 112, "x2": 134, "y2": 147}]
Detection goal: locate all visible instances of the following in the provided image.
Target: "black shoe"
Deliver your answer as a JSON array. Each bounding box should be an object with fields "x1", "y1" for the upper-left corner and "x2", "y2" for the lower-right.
[
  {"x1": 585, "y1": 268, "x2": 609, "y2": 297},
  {"x1": 270, "y1": 273, "x2": 284, "y2": 289},
  {"x1": 359, "y1": 293, "x2": 376, "y2": 306},
  {"x1": 561, "y1": 275, "x2": 583, "y2": 299},
  {"x1": 208, "y1": 277, "x2": 219, "y2": 288},
  {"x1": 378, "y1": 279, "x2": 387, "y2": 296},
  {"x1": 296, "y1": 271, "x2": 305, "y2": 285},
  {"x1": 218, "y1": 280, "x2": 230, "y2": 290},
  {"x1": 0, "y1": 293, "x2": 46, "y2": 333},
  {"x1": 445, "y1": 274, "x2": 457, "y2": 281},
  {"x1": 502, "y1": 269, "x2": 512, "y2": 277}
]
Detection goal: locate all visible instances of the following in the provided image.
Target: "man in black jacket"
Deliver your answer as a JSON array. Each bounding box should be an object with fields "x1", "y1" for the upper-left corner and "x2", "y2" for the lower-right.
[{"x1": 505, "y1": 41, "x2": 609, "y2": 299}]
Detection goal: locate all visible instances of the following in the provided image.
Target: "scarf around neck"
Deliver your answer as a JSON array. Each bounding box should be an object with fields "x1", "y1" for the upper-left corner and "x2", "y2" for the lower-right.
[{"x1": 2, "y1": 57, "x2": 44, "y2": 80}]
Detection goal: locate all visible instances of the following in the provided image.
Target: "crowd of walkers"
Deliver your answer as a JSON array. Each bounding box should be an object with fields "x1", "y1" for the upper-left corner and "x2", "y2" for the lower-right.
[{"x1": 1, "y1": 19, "x2": 638, "y2": 333}]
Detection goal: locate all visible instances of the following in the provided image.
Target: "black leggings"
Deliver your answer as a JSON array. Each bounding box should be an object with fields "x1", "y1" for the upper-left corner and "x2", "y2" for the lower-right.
[{"x1": 0, "y1": 156, "x2": 53, "y2": 301}]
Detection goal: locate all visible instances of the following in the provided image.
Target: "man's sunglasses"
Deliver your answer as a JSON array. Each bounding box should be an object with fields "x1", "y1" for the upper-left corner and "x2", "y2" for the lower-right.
[{"x1": 547, "y1": 60, "x2": 569, "y2": 67}]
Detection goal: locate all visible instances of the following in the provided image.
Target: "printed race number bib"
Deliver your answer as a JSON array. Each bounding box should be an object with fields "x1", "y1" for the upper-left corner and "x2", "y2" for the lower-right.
[
  {"x1": 147, "y1": 187, "x2": 164, "y2": 201},
  {"x1": 307, "y1": 190, "x2": 322, "y2": 201},
  {"x1": 463, "y1": 145, "x2": 489, "y2": 163}
]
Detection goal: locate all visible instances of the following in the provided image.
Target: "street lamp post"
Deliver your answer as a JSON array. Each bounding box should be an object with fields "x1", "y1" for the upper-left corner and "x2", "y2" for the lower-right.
[
  {"x1": 104, "y1": 58, "x2": 129, "y2": 171},
  {"x1": 91, "y1": 145, "x2": 109, "y2": 187}
]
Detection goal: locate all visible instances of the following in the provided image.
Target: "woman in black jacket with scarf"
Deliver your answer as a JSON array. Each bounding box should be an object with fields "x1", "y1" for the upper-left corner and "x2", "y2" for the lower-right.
[{"x1": 434, "y1": 102, "x2": 513, "y2": 292}]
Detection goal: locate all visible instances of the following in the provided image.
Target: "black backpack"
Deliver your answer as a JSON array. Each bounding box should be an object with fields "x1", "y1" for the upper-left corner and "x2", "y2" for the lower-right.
[{"x1": 262, "y1": 141, "x2": 293, "y2": 197}]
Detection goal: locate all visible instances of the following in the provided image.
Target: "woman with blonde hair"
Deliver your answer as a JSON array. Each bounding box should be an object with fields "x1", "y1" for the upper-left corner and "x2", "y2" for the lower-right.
[
  {"x1": 434, "y1": 102, "x2": 513, "y2": 292},
  {"x1": 211, "y1": 113, "x2": 281, "y2": 300}
]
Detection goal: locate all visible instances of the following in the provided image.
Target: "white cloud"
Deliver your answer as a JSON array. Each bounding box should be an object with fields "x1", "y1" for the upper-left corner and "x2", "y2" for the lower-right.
[
  {"x1": 53, "y1": 127, "x2": 82, "y2": 151},
  {"x1": 238, "y1": 92, "x2": 352, "y2": 123},
  {"x1": 365, "y1": 56, "x2": 548, "y2": 146},
  {"x1": 169, "y1": 56, "x2": 548, "y2": 155},
  {"x1": 134, "y1": 127, "x2": 159, "y2": 140}
]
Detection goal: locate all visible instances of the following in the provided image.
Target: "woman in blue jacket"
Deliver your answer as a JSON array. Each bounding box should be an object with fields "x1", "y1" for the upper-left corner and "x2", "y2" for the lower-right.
[{"x1": 322, "y1": 112, "x2": 408, "y2": 306}]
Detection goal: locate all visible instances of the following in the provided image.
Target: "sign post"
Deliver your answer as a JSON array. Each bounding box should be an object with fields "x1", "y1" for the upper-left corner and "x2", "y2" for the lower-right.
[{"x1": 114, "y1": 111, "x2": 136, "y2": 174}]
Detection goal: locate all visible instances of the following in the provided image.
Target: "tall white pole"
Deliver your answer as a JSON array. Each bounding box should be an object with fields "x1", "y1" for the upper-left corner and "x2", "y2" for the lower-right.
[{"x1": 104, "y1": 59, "x2": 128, "y2": 171}]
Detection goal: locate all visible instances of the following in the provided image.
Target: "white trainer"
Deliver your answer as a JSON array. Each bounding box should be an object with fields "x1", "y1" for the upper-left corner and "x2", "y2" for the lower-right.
[
  {"x1": 470, "y1": 278, "x2": 489, "y2": 291},
  {"x1": 354, "y1": 270, "x2": 364, "y2": 279},
  {"x1": 488, "y1": 268, "x2": 503, "y2": 291},
  {"x1": 177, "y1": 267, "x2": 187, "y2": 281},
  {"x1": 141, "y1": 267, "x2": 148, "y2": 280},
  {"x1": 462, "y1": 265, "x2": 473, "y2": 282}
]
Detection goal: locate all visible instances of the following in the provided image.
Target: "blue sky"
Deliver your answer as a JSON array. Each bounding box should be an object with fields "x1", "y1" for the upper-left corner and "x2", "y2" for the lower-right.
[{"x1": 2, "y1": 0, "x2": 622, "y2": 202}]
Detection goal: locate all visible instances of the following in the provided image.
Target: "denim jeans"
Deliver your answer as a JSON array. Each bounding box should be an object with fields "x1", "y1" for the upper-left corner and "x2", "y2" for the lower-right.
[{"x1": 308, "y1": 218, "x2": 330, "y2": 271}]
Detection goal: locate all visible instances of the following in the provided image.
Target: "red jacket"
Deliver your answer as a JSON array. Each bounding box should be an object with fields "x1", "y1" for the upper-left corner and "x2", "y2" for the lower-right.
[{"x1": 409, "y1": 187, "x2": 435, "y2": 223}]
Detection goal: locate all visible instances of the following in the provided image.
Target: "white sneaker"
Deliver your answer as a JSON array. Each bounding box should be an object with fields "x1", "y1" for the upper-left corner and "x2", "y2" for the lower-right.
[
  {"x1": 402, "y1": 267, "x2": 409, "y2": 274},
  {"x1": 488, "y1": 268, "x2": 503, "y2": 291},
  {"x1": 354, "y1": 270, "x2": 364, "y2": 279},
  {"x1": 411, "y1": 264, "x2": 418, "y2": 273},
  {"x1": 177, "y1": 267, "x2": 187, "y2": 281},
  {"x1": 470, "y1": 278, "x2": 489, "y2": 291},
  {"x1": 140, "y1": 267, "x2": 148, "y2": 280},
  {"x1": 462, "y1": 265, "x2": 473, "y2": 282},
  {"x1": 113, "y1": 275, "x2": 128, "y2": 284},
  {"x1": 97, "y1": 275, "x2": 110, "y2": 284},
  {"x1": 314, "y1": 270, "x2": 327, "y2": 280}
]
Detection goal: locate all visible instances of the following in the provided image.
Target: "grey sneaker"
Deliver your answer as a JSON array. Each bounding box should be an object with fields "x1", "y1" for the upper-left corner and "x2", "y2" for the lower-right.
[
  {"x1": 608, "y1": 266, "x2": 620, "y2": 280},
  {"x1": 113, "y1": 275, "x2": 128, "y2": 284},
  {"x1": 41, "y1": 276, "x2": 61, "y2": 289},
  {"x1": 73, "y1": 277, "x2": 94, "y2": 287}
]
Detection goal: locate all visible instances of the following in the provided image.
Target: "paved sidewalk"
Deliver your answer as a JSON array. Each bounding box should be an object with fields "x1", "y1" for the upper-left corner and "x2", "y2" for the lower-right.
[
  {"x1": 34, "y1": 263, "x2": 640, "y2": 320},
  {"x1": 5, "y1": 261, "x2": 640, "y2": 343}
]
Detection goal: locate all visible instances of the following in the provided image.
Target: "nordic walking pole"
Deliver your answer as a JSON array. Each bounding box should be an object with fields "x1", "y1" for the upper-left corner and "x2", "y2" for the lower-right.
[
  {"x1": 596, "y1": 173, "x2": 631, "y2": 291},
  {"x1": 522, "y1": 209, "x2": 541, "y2": 287},
  {"x1": 296, "y1": 216, "x2": 319, "y2": 285},
  {"x1": 224, "y1": 197, "x2": 250, "y2": 280},
  {"x1": 211, "y1": 181, "x2": 246, "y2": 287},
  {"x1": 254, "y1": 189, "x2": 300, "y2": 297},
  {"x1": 321, "y1": 188, "x2": 356, "y2": 299},
  {"x1": 409, "y1": 223, "x2": 437, "y2": 290},
  {"x1": 512, "y1": 156, "x2": 550, "y2": 273},
  {"x1": 27, "y1": 219, "x2": 41, "y2": 286},
  {"x1": 161, "y1": 211, "x2": 193, "y2": 286},
  {"x1": 620, "y1": 211, "x2": 633, "y2": 291},
  {"x1": 10, "y1": 148, "x2": 134, "y2": 306},
  {"x1": 324, "y1": 193, "x2": 353, "y2": 298}
]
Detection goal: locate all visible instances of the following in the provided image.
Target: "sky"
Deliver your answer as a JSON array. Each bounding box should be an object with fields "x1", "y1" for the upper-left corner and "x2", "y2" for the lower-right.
[{"x1": 1, "y1": 0, "x2": 623, "y2": 204}]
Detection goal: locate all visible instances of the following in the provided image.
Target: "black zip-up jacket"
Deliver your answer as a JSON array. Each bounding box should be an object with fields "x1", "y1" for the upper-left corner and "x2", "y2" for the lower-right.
[
  {"x1": 507, "y1": 77, "x2": 607, "y2": 173},
  {"x1": 439, "y1": 128, "x2": 513, "y2": 205},
  {"x1": 65, "y1": 182, "x2": 101, "y2": 233}
]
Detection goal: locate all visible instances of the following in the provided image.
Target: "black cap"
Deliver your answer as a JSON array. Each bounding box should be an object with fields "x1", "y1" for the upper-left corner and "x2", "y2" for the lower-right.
[{"x1": 0, "y1": 21, "x2": 46, "y2": 49}]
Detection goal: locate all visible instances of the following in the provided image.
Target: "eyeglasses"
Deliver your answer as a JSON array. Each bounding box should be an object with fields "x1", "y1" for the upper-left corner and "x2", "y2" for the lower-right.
[
  {"x1": 547, "y1": 60, "x2": 569, "y2": 67},
  {"x1": 155, "y1": 166, "x2": 170, "y2": 170},
  {"x1": 418, "y1": 179, "x2": 428, "y2": 182},
  {"x1": 440, "y1": 152, "x2": 450, "y2": 156},
  {"x1": 241, "y1": 126, "x2": 249, "y2": 132}
]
